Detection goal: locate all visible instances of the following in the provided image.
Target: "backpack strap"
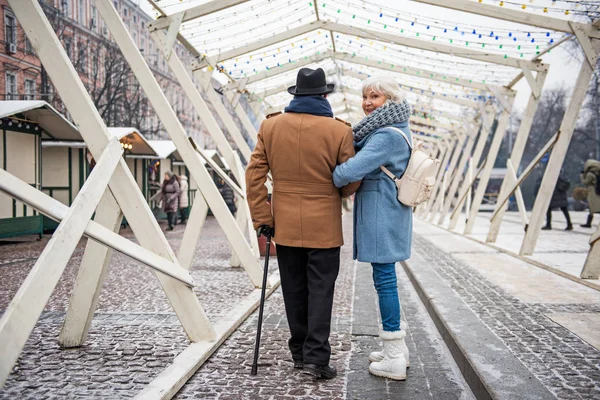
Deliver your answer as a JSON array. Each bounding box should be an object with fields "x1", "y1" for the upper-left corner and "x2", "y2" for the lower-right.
[
  {"x1": 379, "y1": 126, "x2": 412, "y2": 180},
  {"x1": 380, "y1": 165, "x2": 398, "y2": 180},
  {"x1": 387, "y1": 126, "x2": 413, "y2": 150}
]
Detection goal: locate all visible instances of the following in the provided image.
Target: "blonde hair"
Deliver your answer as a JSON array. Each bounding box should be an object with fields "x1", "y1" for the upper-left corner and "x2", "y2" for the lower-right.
[{"x1": 362, "y1": 75, "x2": 406, "y2": 104}]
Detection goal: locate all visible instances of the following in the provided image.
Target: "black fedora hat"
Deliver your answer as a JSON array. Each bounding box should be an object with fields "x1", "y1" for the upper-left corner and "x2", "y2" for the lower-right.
[{"x1": 287, "y1": 68, "x2": 335, "y2": 96}]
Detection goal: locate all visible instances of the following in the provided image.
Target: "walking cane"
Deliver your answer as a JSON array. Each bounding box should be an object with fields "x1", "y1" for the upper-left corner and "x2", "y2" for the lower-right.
[{"x1": 251, "y1": 233, "x2": 271, "y2": 376}]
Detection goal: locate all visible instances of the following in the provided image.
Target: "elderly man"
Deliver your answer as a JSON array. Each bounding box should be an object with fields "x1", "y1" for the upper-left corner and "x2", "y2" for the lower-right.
[{"x1": 246, "y1": 68, "x2": 360, "y2": 379}]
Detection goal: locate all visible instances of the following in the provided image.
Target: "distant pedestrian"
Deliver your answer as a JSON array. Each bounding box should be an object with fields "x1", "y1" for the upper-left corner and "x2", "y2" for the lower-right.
[
  {"x1": 536, "y1": 171, "x2": 572, "y2": 231},
  {"x1": 219, "y1": 179, "x2": 237, "y2": 215},
  {"x1": 161, "y1": 171, "x2": 180, "y2": 231},
  {"x1": 179, "y1": 175, "x2": 189, "y2": 224},
  {"x1": 580, "y1": 159, "x2": 600, "y2": 228}
]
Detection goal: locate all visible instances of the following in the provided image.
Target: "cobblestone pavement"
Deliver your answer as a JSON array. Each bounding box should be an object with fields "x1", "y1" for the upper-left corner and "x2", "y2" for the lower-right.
[
  {"x1": 0, "y1": 218, "x2": 262, "y2": 399},
  {"x1": 413, "y1": 234, "x2": 600, "y2": 399},
  {"x1": 0, "y1": 211, "x2": 474, "y2": 399}
]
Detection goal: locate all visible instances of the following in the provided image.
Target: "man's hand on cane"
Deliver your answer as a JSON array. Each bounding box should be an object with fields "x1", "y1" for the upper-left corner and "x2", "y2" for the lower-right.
[{"x1": 257, "y1": 225, "x2": 274, "y2": 238}]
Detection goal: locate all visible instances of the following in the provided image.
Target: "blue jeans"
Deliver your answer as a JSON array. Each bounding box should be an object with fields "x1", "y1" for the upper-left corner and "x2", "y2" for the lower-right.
[{"x1": 371, "y1": 262, "x2": 401, "y2": 332}]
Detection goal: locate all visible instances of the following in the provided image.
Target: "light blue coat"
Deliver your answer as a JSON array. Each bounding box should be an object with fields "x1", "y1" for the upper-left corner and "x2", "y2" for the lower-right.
[{"x1": 333, "y1": 122, "x2": 413, "y2": 263}]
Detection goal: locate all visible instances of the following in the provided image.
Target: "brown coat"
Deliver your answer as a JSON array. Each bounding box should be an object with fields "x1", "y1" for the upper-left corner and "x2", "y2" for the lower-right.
[{"x1": 246, "y1": 112, "x2": 361, "y2": 248}]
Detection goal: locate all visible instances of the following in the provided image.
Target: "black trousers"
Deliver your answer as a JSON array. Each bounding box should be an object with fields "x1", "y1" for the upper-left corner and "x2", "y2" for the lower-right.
[
  {"x1": 166, "y1": 211, "x2": 177, "y2": 228},
  {"x1": 276, "y1": 244, "x2": 340, "y2": 366},
  {"x1": 546, "y1": 206, "x2": 571, "y2": 226}
]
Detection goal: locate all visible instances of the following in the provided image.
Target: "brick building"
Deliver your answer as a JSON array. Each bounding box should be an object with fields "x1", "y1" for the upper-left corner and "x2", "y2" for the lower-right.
[{"x1": 0, "y1": 0, "x2": 230, "y2": 148}]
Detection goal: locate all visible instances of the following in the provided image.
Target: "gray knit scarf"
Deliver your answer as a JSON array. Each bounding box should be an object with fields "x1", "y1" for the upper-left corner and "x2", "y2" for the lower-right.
[{"x1": 353, "y1": 100, "x2": 412, "y2": 142}]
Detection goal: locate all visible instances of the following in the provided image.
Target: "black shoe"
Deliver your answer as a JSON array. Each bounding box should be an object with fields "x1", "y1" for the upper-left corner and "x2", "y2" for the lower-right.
[
  {"x1": 302, "y1": 364, "x2": 337, "y2": 379},
  {"x1": 166, "y1": 226, "x2": 174, "y2": 231},
  {"x1": 581, "y1": 224, "x2": 592, "y2": 228},
  {"x1": 542, "y1": 225, "x2": 552, "y2": 230},
  {"x1": 293, "y1": 361, "x2": 303, "y2": 369},
  {"x1": 565, "y1": 224, "x2": 573, "y2": 231}
]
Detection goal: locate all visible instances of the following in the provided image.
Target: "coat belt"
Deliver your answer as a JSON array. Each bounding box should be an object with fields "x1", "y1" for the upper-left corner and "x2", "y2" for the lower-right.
[{"x1": 273, "y1": 180, "x2": 334, "y2": 195}]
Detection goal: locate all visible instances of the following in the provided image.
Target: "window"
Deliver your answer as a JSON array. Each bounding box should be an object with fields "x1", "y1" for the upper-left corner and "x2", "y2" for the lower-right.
[
  {"x1": 61, "y1": 0, "x2": 71, "y2": 16},
  {"x1": 133, "y1": 14, "x2": 137, "y2": 23},
  {"x1": 4, "y1": 12, "x2": 17, "y2": 47},
  {"x1": 91, "y1": 6, "x2": 97, "y2": 30},
  {"x1": 77, "y1": 44, "x2": 88, "y2": 74},
  {"x1": 5, "y1": 72, "x2": 17, "y2": 100},
  {"x1": 78, "y1": 0, "x2": 85, "y2": 23},
  {"x1": 25, "y1": 37, "x2": 33, "y2": 54},
  {"x1": 64, "y1": 37, "x2": 73, "y2": 59},
  {"x1": 92, "y1": 54, "x2": 98, "y2": 77},
  {"x1": 25, "y1": 79, "x2": 35, "y2": 100}
]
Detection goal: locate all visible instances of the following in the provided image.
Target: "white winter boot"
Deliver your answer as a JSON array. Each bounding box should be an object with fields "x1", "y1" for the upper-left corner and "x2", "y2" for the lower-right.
[
  {"x1": 368, "y1": 330, "x2": 407, "y2": 380},
  {"x1": 369, "y1": 321, "x2": 409, "y2": 367}
]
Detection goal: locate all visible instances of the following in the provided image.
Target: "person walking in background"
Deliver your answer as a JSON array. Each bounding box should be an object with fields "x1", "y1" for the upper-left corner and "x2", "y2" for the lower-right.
[
  {"x1": 218, "y1": 178, "x2": 237, "y2": 215},
  {"x1": 179, "y1": 175, "x2": 189, "y2": 224},
  {"x1": 580, "y1": 159, "x2": 600, "y2": 228},
  {"x1": 161, "y1": 171, "x2": 180, "y2": 231},
  {"x1": 536, "y1": 171, "x2": 573, "y2": 231},
  {"x1": 246, "y1": 68, "x2": 360, "y2": 380},
  {"x1": 333, "y1": 75, "x2": 413, "y2": 381}
]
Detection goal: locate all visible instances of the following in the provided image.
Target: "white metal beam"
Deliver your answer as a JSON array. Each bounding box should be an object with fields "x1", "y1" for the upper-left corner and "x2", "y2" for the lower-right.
[
  {"x1": 59, "y1": 189, "x2": 123, "y2": 348},
  {"x1": 148, "y1": 30, "x2": 250, "y2": 175},
  {"x1": 464, "y1": 98, "x2": 514, "y2": 234},
  {"x1": 149, "y1": 0, "x2": 250, "y2": 31},
  {"x1": 192, "y1": 20, "x2": 328, "y2": 70},
  {"x1": 325, "y1": 22, "x2": 548, "y2": 72},
  {"x1": 224, "y1": 50, "x2": 333, "y2": 90},
  {"x1": 0, "y1": 138, "x2": 123, "y2": 386},
  {"x1": 333, "y1": 53, "x2": 513, "y2": 96},
  {"x1": 96, "y1": 0, "x2": 264, "y2": 286},
  {"x1": 411, "y1": 0, "x2": 600, "y2": 39},
  {"x1": 487, "y1": 70, "x2": 548, "y2": 242},
  {"x1": 11, "y1": 0, "x2": 213, "y2": 344},
  {"x1": 521, "y1": 38, "x2": 600, "y2": 255}
]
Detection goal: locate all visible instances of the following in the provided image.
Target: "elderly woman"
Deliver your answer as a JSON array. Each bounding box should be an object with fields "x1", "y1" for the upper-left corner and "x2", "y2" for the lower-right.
[{"x1": 333, "y1": 75, "x2": 412, "y2": 381}]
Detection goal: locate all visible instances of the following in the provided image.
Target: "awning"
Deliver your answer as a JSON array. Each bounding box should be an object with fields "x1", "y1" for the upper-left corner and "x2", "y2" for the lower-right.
[{"x1": 0, "y1": 100, "x2": 81, "y2": 141}]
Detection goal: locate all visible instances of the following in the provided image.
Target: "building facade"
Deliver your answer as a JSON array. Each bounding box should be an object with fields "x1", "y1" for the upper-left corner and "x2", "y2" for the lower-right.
[{"x1": 0, "y1": 0, "x2": 241, "y2": 149}]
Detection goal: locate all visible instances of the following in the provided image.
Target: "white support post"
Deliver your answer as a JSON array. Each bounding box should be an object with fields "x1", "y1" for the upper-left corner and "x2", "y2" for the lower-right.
[
  {"x1": 437, "y1": 123, "x2": 479, "y2": 225},
  {"x1": 162, "y1": 12, "x2": 183, "y2": 60},
  {"x1": 581, "y1": 226, "x2": 600, "y2": 279},
  {"x1": 149, "y1": 30, "x2": 251, "y2": 169},
  {"x1": 521, "y1": 39, "x2": 600, "y2": 255},
  {"x1": 465, "y1": 100, "x2": 514, "y2": 234},
  {"x1": 506, "y1": 159, "x2": 528, "y2": 228},
  {"x1": 178, "y1": 195, "x2": 209, "y2": 271},
  {"x1": 0, "y1": 169, "x2": 196, "y2": 286},
  {"x1": 95, "y1": 1, "x2": 264, "y2": 287},
  {"x1": 466, "y1": 158, "x2": 473, "y2": 214},
  {"x1": 419, "y1": 139, "x2": 451, "y2": 217},
  {"x1": 428, "y1": 130, "x2": 467, "y2": 221},
  {"x1": 447, "y1": 110, "x2": 493, "y2": 229},
  {"x1": 0, "y1": 138, "x2": 123, "y2": 386},
  {"x1": 487, "y1": 71, "x2": 548, "y2": 242},
  {"x1": 225, "y1": 89, "x2": 258, "y2": 143},
  {"x1": 10, "y1": 0, "x2": 214, "y2": 344},
  {"x1": 58, "y1": 189, "x2": 123, "y2": 348},
  {"x1": 192, "y1": 69, "x2": 253, "y2": 159}
]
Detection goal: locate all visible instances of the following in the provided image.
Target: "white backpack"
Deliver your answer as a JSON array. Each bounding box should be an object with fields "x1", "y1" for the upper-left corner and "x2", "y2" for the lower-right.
[{"x1": 379, "y1": 127, "x2": 441, "y2": 207}]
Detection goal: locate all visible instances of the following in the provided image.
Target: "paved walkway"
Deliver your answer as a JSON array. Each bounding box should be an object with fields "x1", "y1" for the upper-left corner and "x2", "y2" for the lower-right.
[
  {"x1": 411, "y1": 217, "x2": 600, "y2": 399},
  {"x1": 2, "y1": 210, "x2": 598, "y2": 399},
  {"x1": 0, "y1": 213, "x2": 472, "y2": 399}
]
